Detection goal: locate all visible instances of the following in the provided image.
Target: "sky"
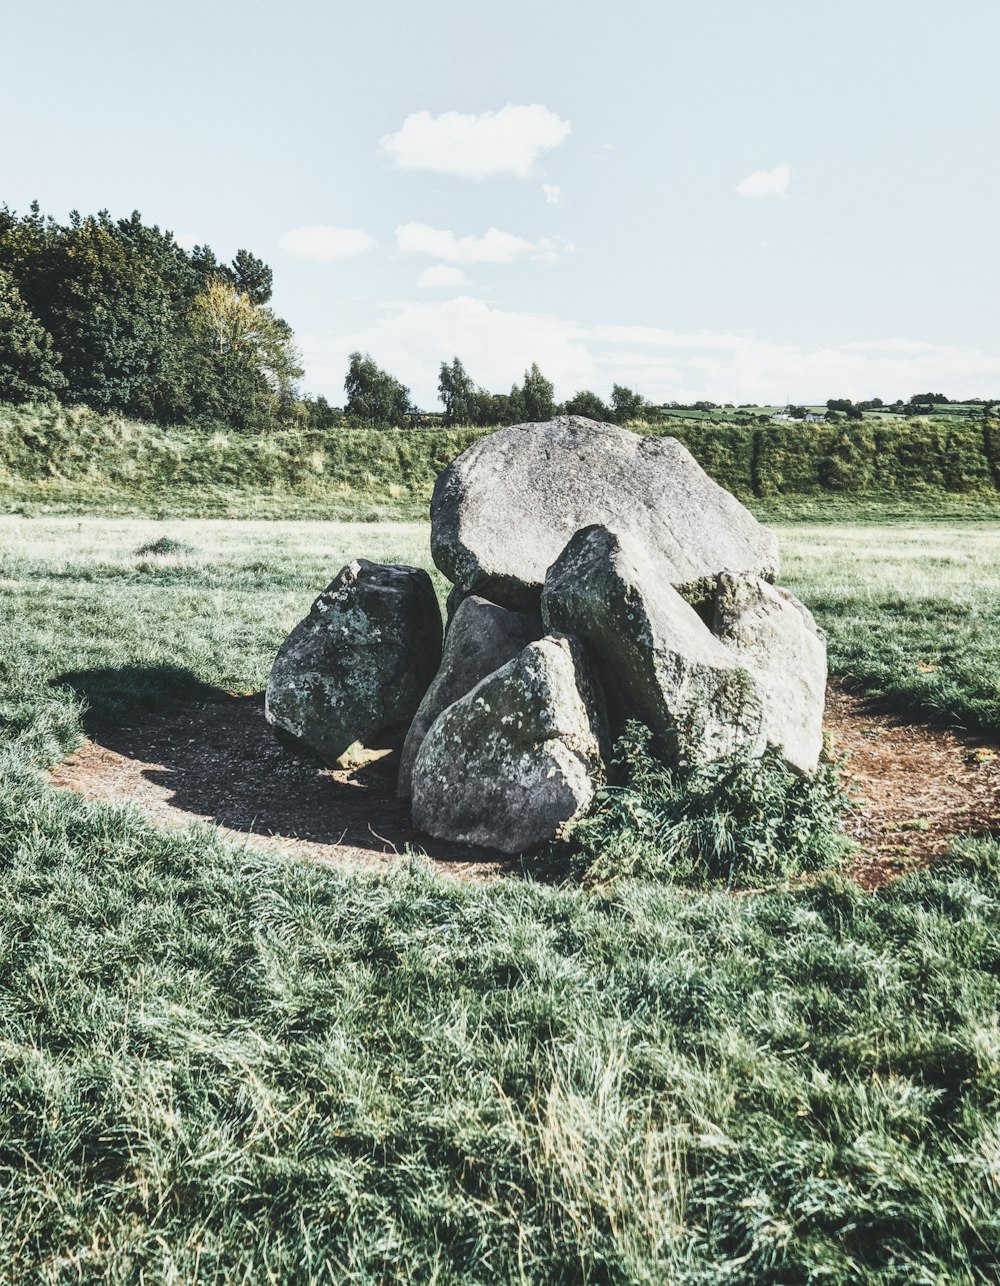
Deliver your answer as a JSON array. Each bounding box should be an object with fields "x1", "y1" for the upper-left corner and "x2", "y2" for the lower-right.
[{"x1": 3, "y1": 0, "x2": 999, "y2": 409}]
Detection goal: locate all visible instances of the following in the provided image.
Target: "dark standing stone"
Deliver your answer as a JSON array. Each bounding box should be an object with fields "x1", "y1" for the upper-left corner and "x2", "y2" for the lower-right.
[{"x1": 265, "y1": 559, "x2": 442, "y2": 763}]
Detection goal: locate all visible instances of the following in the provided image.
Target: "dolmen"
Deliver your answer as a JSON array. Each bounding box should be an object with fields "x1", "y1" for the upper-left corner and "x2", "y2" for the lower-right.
[{"x1": 266, "y1": 416, "x2": 826, "y2": 855}]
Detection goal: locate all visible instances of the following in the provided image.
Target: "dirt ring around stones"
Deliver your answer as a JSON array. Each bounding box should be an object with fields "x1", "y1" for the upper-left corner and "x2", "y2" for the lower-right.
[{"x1": 47, "y1": 682, "x2": 1000, "y2": 888}]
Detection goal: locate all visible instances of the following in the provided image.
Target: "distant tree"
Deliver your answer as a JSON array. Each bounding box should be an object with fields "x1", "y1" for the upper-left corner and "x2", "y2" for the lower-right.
[
  {"x1": 787, "y1": 405, "x2": 807, "y2": 419},
  {"x1": 174, "y1": 276, "x2": 303, "y2": 428},
  {"x1": 230, "y1": 249, "x2": 273, "y2": 305},
  {"x1": 0, "y1": 202, "x2": 291, "y2": 430},
  {"x1": 0, "y1": 268, "x2": 66, "y2": 403},
  {"x1": 563, "y1": 389, "x2": 611, "y2": 420},
  {"x1": 505, "y1": 383, "x2": 527, "y2": 424},
  {"x1": 826, "y1": 398, "x2": 863, "y2": 420},
  {"x1": 344, "y1": 352, "x2": 411, "y2": 427},
  {"x1": 611, "y1": 383, "x2": 649, "y2": 423},
  {"x1": 303, "y1": 394, "x2": 341, "y2": 429},
  {"x1": 521, "y1": 362, "x2": 555, "y2": 421},
  {"x1": 438, "y1": 357, "x2": 477, "y2": 425},
  {"x1": 909, "y1": 392, "x2": 950, "y2": 406}
]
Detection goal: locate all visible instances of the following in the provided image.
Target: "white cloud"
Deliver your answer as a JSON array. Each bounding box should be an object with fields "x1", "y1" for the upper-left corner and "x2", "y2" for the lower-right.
[
  {"x1": 417, "y1": 264, "x2": 470, "y2": 289},
  {"x1": 379, "y1": 104, "x2": 571, "y2": 179},
  {"x1": 736, "y1": 164, "x2": 791, "y2": 199},
  {"x1": 396, "y1": 222, "x2": 569, "y2": 265},
  {"x1": 542, "y1": 183, "x2": 561, "y2": 204},
  {"x1": 277, "y1": 225, "x2": 378, "y2": 261},
  {"x1": 300, "y1": 299, "x2": 1000, "y2": 411}
]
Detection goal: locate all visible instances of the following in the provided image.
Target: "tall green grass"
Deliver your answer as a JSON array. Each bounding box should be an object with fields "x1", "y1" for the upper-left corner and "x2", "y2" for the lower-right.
[{"x1": 1, "y1": 515, "x2": 999, "y2": 1281}]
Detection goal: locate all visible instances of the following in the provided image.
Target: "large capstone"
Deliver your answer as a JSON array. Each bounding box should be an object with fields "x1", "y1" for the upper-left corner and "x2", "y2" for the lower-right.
[
  {"x1": 398, "y1": 594, "x2": 543, "y2": 799},
  {"x1": 431, "y1": 416, "x2": 779, "y2": 610},
  {"x1": 542, "y1": 524, "x2": 763, "y2": 764},
  {"x1": 410, "y1": 635, "x2": 607, "y2": 853},
  {"x1": 712, "y1": 572, "x2": 827, "y2": 773},
  {"x1": 265, "y1": 559, "x2": 442, "y2": 763}
]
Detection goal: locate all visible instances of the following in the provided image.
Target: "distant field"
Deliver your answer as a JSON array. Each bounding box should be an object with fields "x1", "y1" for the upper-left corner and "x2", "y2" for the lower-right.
[{"x1": 1, "y1": 512, "x2": 999, "y2": 1282}]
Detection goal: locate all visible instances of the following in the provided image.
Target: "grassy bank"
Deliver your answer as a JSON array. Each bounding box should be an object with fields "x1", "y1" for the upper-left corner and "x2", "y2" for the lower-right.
[
  {"x1": 3, "y1": 402, "x2": 999, "y2": 522},
  {"x1": 1, "y1": 515, "x2": 999, "y2": 1281}
]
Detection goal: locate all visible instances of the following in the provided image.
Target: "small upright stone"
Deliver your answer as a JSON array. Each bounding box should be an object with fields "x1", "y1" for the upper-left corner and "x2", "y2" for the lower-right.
[
  {"x1": 542, "y1": 524, "x2": 764, "y2": 764},
  {"x1": 431, "y1": 416, "x2": 778, "y2": 610},
  {"x1": 712, "y1": 573, "x2": 827, "y2": 773},
  {"x1": 398, "y1": 594, "x2": 543, "y2": 798},
  {"x1": 265, "y1": 559, "x2": 441, "y2": 763},
  {"x1": 411, "y1": 635, "x2": 607, "y2": 853}
]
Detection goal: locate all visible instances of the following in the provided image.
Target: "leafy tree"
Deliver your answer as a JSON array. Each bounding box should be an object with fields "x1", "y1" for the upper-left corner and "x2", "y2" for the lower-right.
[
  {"x1": 563, "y1": 389, "x2": 611, "y2": 420},
  {"x1": 0, "y1": 203, "x2": 292, "y2": 430},
  {"x1": 611, "y1": 384, "x2": 648, "y2": 423},
  {"x1": 438, "y1": 357, "x2": 477, "y2": 425},
  {"x1": 520, "y1": 362, "x2": 554, "y2": 421},
  {"x1": 826, "y1": 398, "x2": 863, "y2": 420},
  {"x1": 0, "y1": 268, "x2": 66, "y2": 403},
  {"x1": 910, "y1": 392, "x2": 950, "y2": 406},
  {"x1": 344, "y1": 352, "x2": 411, "y2": 427},
  {"x1": 303, "y1": 394, "x2": 342, "y2": 429},
  {"x1": 230, "y1": 249, "x2": 273, "y2": 305}
]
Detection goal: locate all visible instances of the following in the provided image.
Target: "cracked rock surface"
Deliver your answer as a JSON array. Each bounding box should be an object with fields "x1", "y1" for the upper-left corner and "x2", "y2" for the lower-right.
[
  {"x1": 431, "y1": 416, "x2": 779, "y2": 611},
  {"x1": 398, "y1": 594, "x2": 543, "y2": 799},
  {"x1": 543, "y1": 524, "x2": 764, "y2": 764},
  {"x1": 411, "y1": 634, "x2": 608, "y2": 853}
]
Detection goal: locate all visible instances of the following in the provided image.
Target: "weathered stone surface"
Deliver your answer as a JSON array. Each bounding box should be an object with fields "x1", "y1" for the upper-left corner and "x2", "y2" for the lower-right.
[
  {"x1": 431, "y1": 416, "x2": 779, "y2": 610},
  {"x1": 398, "y1": 595, "x2": 543, "y2": 798},
  {"x1": 265, "y1": 559, "x2": 442, "y2": 763},
  {"x1": 411, "y1": 635, "x2": 607, "y2": 853},
  {"x1": 712, "y1": 573, "x2": 826, "y2": 773},
  {"x1": 542, "y1": 524, "x2": 763, "y2": 763}
]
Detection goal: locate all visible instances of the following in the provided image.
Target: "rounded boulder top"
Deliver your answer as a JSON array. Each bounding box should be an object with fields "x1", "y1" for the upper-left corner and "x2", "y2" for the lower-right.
[{"x1": 430, "y1": 416, "x2": 780, "y2": 610}]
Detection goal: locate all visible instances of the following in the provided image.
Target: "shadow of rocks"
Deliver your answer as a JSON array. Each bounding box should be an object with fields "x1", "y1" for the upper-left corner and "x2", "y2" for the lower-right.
[{"x1": 53, "y1": 667, "x2": 515, "y2": 871}]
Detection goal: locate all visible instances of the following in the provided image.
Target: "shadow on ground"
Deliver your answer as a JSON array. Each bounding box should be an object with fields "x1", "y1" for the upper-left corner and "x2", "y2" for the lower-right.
[{"x1": 52, "y1": 666, "x2": 517, "y2": 877}]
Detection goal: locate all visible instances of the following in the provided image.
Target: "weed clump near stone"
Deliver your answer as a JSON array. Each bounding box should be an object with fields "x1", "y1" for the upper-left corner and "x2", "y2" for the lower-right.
[{"x1": 564, "y1": 720, "x2": 851, "y2": 888}]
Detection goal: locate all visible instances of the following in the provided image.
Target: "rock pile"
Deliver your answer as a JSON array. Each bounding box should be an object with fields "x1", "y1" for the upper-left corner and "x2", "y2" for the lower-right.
[{"x1": 266, "y1": 416, "x2": 826, "y2": 855}]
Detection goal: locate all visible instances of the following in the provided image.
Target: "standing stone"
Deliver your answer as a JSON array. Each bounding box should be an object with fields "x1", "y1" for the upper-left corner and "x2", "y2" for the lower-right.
[
  {"x1": 398, "y1": 595, "x2": 543, "y2": 798},
  {"x1": 265, "y1": 559, "x2": 442, "y2": 763},
  {"x1": 411, "y1": 635, "x2": 607, "y2": 853},
  {"x1": 712, "y1": 573, "x2": 827, "y2": 773},
  {"x1": 431, "y1": 416, "x2": 778, "y2": 610},
  {"x1": 542, "y1": 525, "x2": 763, "y2": 764}
]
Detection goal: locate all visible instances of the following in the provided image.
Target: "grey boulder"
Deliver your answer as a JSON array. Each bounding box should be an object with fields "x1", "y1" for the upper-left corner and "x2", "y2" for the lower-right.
[
  {"x1": 265, "y1": 559, "x2": 442, "y2": 763},
  {"x1": 542, "y1": 524, "x2": 764, "y2": 764},
  {"x1": 431, "y1": 416, "x2": 778, "y2": 610},
  {"x1": 411, "y1": 635, "x2": 607, "y2": 853},
  {"x1": 398, "y1": 594, "x2": 543, "y2": 798},
  {"x1": 712, "y1": 572, "x2": 827, "y2": 773}
]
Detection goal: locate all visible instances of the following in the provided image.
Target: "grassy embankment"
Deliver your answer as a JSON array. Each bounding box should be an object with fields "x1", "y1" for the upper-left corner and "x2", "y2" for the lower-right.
[
  {"x1": 1, "y1": 515, "x2": 999, "y2": 1281},
  {"x1": 3, "y1": 400, "x2": 1000, "y2": 524}
]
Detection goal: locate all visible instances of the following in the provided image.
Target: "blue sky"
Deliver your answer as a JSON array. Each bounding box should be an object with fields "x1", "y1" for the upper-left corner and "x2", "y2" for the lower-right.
[{"x1": 3, "y1": 0, "x2": 999, "y2": 407}]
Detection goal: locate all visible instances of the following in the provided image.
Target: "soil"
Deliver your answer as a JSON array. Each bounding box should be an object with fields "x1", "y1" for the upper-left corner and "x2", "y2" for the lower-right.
[{"x1": 48, "y1": 683, "x2": 1000, "y2": 889}]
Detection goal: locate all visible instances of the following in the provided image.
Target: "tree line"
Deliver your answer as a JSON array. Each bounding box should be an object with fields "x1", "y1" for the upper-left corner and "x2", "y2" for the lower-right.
[
  {"x1": 344, "y1": 352, "x2": 649, "y2": 428},
  {"x1": 0, "y1": 203, "x2": 303, "y2": 431}
]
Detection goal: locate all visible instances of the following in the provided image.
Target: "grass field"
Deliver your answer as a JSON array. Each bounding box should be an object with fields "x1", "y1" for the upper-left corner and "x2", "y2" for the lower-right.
[{"x1": 1, "y1": 514, "x2": 999, "y2": 1282}]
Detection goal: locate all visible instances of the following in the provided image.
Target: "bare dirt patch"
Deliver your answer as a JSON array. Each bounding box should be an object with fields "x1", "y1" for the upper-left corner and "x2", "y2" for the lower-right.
[
  {"x1": 48, "y1": 683, "x2": 1000, "y2": 887},
  {"x1": 825, "y1": 685, "x2": 1000, "y2": 888},
  {"x1": 49, "y1": 693, "x2": 517, "y2": 880}
]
